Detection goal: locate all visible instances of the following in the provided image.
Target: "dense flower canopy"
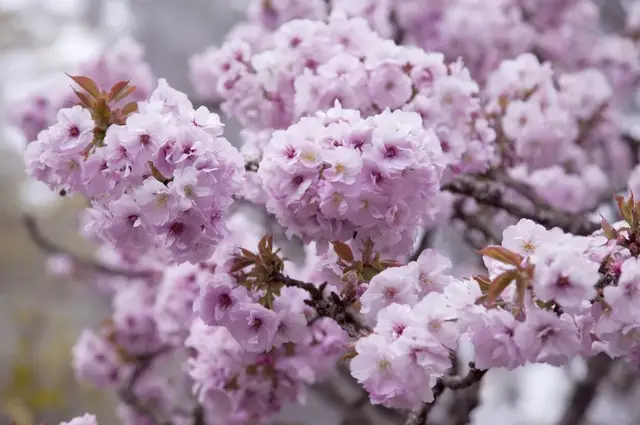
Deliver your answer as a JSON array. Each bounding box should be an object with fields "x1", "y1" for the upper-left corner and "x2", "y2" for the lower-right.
[{"x1": 12, "y1": 1, "x2": 640, "y2": 425}]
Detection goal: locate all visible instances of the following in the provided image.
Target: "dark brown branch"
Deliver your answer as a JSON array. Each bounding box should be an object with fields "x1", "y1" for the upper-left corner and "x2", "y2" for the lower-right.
[
  {"x1": 446, "y1": 382, "x2": 483, "y2": 425},
  {"x1": 409, "y1": 230, "x2": 433, "y2": 262},
  {"x1": 23, "y1": 214, "x2": 154, "y2": 279},
  {"x1": 192, "y1": 404, "x2": 205, "y2": 425},
  {"x1": 341, "y1": 392, "x2": 371, "y2": 425},
  {"x1": 452, "y1": 202, "x2": 499, "y2": 249},
  {"x1": 443, "y1": 176, "x2": 599, "y2": 236},
  {"x1": 280, "y1": 275, "x2": 372, "y2": 338},
  {"x1": 405, "y1": 380, "x2": 445, "y2": 425},
  {"x1": 118, "y1": 347, "x2": 172, "y2": 425},
  {"x1": 623, "y1": 133, "x2": 640, "y2": 168},
  {"x1": 441, "y1": 364, "x2": 487, "y2": 390},
  {"x1": 556, "y1": 354, "x2": 614, "y2": 425},
  {"x1": 491, "y1": 170, "x2": 551, "y2": 209},
  {"x1": 405, "y1": 364, "x2": 486, "y2": 425}
]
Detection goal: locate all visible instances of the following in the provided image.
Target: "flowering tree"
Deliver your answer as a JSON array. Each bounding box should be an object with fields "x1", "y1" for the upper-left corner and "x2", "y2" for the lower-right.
[{"x1": 12, "y1": 0, "x2": 640, "y2": 424}]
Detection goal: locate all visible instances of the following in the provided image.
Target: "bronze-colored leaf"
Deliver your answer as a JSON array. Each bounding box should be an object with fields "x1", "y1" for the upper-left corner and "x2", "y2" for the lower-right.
[
  {"x1": 331, "y1": 240, "x2": 354, "y2": 263},
  {"x1": 600, "y1": 216, "x2": 618, "y2": 240},
  {"x1": 72, "y1": 90, "x2": 93, "y2": 108},
  {"x1": 341, "y1": 350, "x2": 358, "y2": 362},
  {"x1": 111, "y1": 85, "x2": 137, "y2": 104},
  {"x1": 108, "y1": 80, "x2": 131, "y2": 102},
  {"x1": 473, "y1": 275, "x2": 492, "y2": 292},
  {"x1": 120, "y1": 101, "x2": 138, "y2": 117},
  {"x1": 230, "y1": 258, "x2": 254, "y2": 273},
  {"x1": 479, "y1": 246, "x2": 522, "y2": 267},
  {"x1": 68, "y1": 74, "x2": 101, "y2": 98},
  {"x1": 486, "y1": 270, "x2": 517, "y2": 306},
  {"x1": 239, "y1": 248, "x2": 258, "y2": 260}
]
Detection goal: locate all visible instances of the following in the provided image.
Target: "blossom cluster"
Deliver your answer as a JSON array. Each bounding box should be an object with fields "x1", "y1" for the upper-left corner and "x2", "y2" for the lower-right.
[
  {"x1": 258, "y1": 104, "x2": 445, "y2": 257},
  {"x1": 481, "y1": 53, "x2": 624, "y2": 212},
  {"x1": 350, "y1": 249, "x2": 476, "y2": 407},
  {"x1": 23, "y1": 2, "x2": 640, "y2": 425},
  {"x1": 187, "y1": 317, "x2": 346, "y2": 424},
  {"x1": 192, "y1": 13, "x2": 495, "y2": 176},
  {"x1": 338, "y1": 0, "x2": 640, "y2": 92},
  {"x1": 10, "y1": 38, "x2": 154, "y2": 143},
  {"x1": 346, "y1": 215, "x2": 640, "y2": 409},
  {"x1": 25, "y1": 78, "x2": 245, "y2": 264},
  {"x1": 69, "y1": 208, "x2": 348, "y2": 425}
]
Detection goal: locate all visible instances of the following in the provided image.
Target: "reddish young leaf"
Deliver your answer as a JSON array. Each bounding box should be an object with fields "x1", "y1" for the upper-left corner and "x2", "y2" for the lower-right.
[
  {"x1": 258, "y1": 234, "x2": 269, "y2": 255},
  {"x1": 600, "y1": 216, "x2": 618, "y2": 240},
  {"x1": 478, "y1": 246, "x2": 522, "y2": 267},
  {"x1": 616, "y1": 194, "x2": 633, "y2": 225},
  {"x1": 230, "y1": 258, "x2": 254, "y2": 273},
  {"x1": 73, "y1": 90, "x2": 93, "y2": 108},
  {"x1": 473, "y1": 275, "x2": 492, "y2": 293},
  {"x1": 108, "y1": 80, "x2": 131, "y2": 102},
  {"x1": 486, "y1": 270, "x2": 517, "y2": 306},
  {"x1": 68, "y1": 74, "x2": 101, "y2": 99},
  {"x1": 331, "y1": 240, "x2": 354, "y2": 263},
  {"x1": 121, "y1": 101, "x2": 139, "y2": 117},
  {"x1": 111, "y1": 85, "x2": 137, "y2": 103},
  {"x1": 239, "y1": 248, "x2": 258, "y2": 260}
]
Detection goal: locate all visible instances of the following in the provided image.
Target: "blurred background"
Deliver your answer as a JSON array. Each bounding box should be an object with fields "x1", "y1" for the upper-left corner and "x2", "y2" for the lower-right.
[{"x1": 0, "y1": 1, "x2": 638, "y2": 425}]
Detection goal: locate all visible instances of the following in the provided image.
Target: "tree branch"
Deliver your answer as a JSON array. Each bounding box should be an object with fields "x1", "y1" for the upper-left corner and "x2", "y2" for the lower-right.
[
  {"x1": 442, "y1": 176, "x2": 599, "y2": 236},
  {"x1": 404, "y1": 364, "x2": 486, "y2": 425},
  {"x1": 23, "y1": 214, "x2": 154, "y2": 279},
  {"x1": 556, "y1": 354, "x2": 614, "y2": 425},
  {"x1": 281, "y1": 275, "x2": 372, "y2": 338},
  {"x1": 118, "y1": 347, "x2": 172, "y2": 425},
  {"x1": 409, "y1": 230, "x2": 433, "y2": 262}
]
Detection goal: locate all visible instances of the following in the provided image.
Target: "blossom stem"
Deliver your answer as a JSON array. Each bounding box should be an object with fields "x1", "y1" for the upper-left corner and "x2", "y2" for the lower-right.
[
  {"x1": 23, "y1": 214, "x2": 154, "y2": 279},
  {"x1": 442, "y1": 176, "x2": 599, "y2": 235}
]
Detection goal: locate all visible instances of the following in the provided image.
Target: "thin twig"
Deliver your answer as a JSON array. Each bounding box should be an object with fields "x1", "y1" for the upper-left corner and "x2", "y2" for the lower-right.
[
  {"x1": 118, "y1": 347, "x2": 172, "y2": 425},
  {"x1": 556, "y1": 354, "x2": 614, "y2": 425},
  {"x1": 404, "y1": 364, "x2": 486, "y2": 425},
  {"x1": 491, "y1": 170, "x2": 550, "y2": 209},
  {"x1": 443, "y1": 176, "x2": 600, "y2": 236},
  {"x1": 23, "y1": 214, "x2": 153, "y2": 279},
  {"x1": 405, "y1": 380, "x2": 445, "y2": 425},
  {"x1": 280, "y1": 275, "x2": 372, "y2": 338},
  {"x1": 452, "y1": 202, "x2": 499, "y2": 248},
  {"x1": 409, "y1": 230, "x2": 433, "y2": 262}
]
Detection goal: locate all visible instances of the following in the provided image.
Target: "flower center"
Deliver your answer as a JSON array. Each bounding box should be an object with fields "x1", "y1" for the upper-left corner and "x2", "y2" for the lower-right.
[
  {"x1": 249, "y1": 318, "x2": 263, "y2": 332},
  {"x1": 219, "y1": 293, "x2": 232, "y2": 309},
  {"x1": 68, "y1": 125, "x2": 80, "y2": 138}
]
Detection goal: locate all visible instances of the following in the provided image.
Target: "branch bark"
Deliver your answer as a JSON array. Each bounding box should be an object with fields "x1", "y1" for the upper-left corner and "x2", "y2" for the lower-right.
[
  {"x1": 118, "y1": 347, "x2": 172, "y2": 425},
  {"x1": 280, "y1": 275, "x2": 372, "y2": 338},
  {"x1": 443, "y1": 176, "x2": 600, "y2": 236},
  {"x1": 23, "y1": 214, "x2": 154, "y2": 279},
  {"x1": 404, "y1": 364, "x2": 486, "y2": 425},
  {"x1": 556, "y1": 354, "x2": 614, "y2": 425}
]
